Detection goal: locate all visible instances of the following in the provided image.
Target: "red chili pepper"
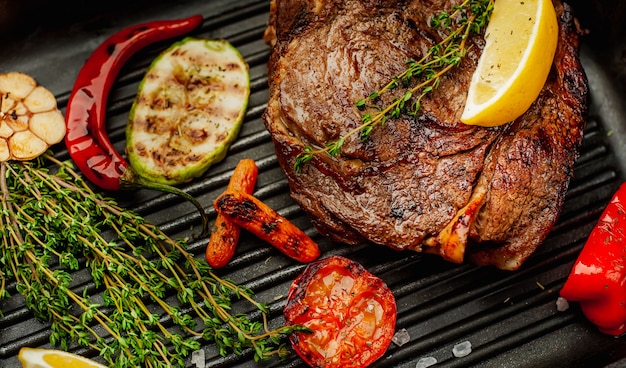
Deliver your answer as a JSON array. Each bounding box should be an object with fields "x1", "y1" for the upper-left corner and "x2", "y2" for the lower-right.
[
  {"x1": 64, "y1": 15, "x2": 211, "y2": 236},
  {"x1": 65, "y1": 15, "x2": 203, "y2": 191},
  {"x1": 560, "y1": 182, "x2": 626, "y2": 337}
]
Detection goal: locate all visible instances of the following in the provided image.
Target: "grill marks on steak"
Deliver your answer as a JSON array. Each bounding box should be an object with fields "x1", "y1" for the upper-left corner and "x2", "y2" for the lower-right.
[
  {"x1": 466, "y1": 6, "x2": 588, "y2": 268},
  {"x1": 263, "y1": 0, "x2": 588, "y2": 270}
]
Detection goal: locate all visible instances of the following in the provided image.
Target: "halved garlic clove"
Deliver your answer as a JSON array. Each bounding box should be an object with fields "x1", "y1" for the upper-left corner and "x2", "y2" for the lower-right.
[
  {"x1": 24, "y1": 86, "x2": 58, "y2": 113},
  {"x1": 9, "y1": 130, "x2": 48, "y2": 161},
  {"x1": 0, "y1": 140, "x2": 10, "y2": 162},
  {"x1": 0, "y1": 72, "x2": 37, "y2": 99},
  {"x1": 30, "y1": 110, "x2": 66, "y2": 145}
]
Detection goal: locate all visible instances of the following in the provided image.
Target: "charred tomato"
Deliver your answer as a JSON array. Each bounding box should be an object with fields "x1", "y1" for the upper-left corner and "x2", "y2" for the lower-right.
[{"x1": 284, "y1": 255, "x2": 397, "y2": 367}]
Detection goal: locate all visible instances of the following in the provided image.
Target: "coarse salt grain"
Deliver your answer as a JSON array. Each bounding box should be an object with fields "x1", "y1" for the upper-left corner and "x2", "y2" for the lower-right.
[
  {"x1": 392, "y1": 328, "x2": 411, "y2": 346},
  {"x1": 452, "y1": 340, "x2": 472, "y2": 358},
  {"x1": 556, "y1": 296, "x2": 570, "y2": 312},
  {"x1": 416, "y1": 356, "x2": 438, "y2": 368},
  {"x1": 191, "y1": 349, "x2": 205, "y2": 368}
]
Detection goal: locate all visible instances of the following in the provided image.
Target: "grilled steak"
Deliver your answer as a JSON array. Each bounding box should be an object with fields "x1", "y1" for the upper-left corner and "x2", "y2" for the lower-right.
[{"x1": 262, "y1": 0, "x2": 588, "y2": 270}]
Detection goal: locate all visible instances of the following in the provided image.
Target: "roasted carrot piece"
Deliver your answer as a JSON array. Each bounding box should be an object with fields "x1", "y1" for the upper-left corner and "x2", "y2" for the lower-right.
[
  {"x1": 206, "y1": 159, "x2": 258, "y2": 268},
  {"x1": 214, "y1": 190, "x2": 321, "y2": 263}
]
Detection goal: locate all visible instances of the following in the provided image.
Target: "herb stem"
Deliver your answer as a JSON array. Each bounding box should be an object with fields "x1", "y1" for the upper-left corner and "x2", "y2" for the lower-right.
[
  {"x1": 0, "y1": 155, "x2": 305, "y2": 367},
  {"x1": 294, "y1": 0, "x2": 494, "y2": 171}
]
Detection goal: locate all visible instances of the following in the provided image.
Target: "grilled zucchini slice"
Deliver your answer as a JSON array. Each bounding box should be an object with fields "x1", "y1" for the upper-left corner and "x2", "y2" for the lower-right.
[{"x1": 127, "y1": 37, "x2": 250, "y2": 185}]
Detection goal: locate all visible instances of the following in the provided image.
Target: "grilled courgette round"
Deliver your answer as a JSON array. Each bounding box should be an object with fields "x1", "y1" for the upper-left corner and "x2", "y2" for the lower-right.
[{"x1": 127, "y1": 37, "x2": 250, "y2": 185}]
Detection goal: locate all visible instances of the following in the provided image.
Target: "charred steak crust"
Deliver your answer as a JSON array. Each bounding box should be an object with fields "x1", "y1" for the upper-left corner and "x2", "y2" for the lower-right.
[{"x1": 262, "y1": 0, "x2": 588, "y2": 270}]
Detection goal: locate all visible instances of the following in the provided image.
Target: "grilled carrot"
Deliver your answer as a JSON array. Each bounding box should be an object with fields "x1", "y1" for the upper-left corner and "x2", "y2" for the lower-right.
[
  {"x1": 206, "y1": 159, "x2": 258, "y2": 268},
  {"x1": 214, "y1": 190, "x2": 321, "y2": 263}
]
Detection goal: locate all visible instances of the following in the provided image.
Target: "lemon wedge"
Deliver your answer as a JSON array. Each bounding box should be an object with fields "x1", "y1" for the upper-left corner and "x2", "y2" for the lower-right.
[
  {"x1": 460, "y1": 0, "x2": 558, "y2": 126},
  {"x1": 18, "y1": 347, "x2": 106, "y2": 368}
]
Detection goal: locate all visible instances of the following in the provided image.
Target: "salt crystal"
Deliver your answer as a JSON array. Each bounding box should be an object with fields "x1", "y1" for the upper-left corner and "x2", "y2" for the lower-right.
[
  {"x1": 391, "y1": 328, "x2": 411, "y2": 346},
  {"x1": 452, "y1": 340, "x2": 472, "y2": 358},
  {"x1": 556, "y1": 296, "x2": 570, "y2": 312},
  {"x1": 191, "y1": 349, "x2": 205, "y2": 368},
  {"x1": 416, "y1": 356, "x2": 438, "y2": 368}
]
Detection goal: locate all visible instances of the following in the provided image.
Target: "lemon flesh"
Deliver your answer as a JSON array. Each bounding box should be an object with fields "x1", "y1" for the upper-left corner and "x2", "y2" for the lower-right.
[
  {"x1": 18, "y1": 347, "x2": 106, "y2": 368},
  {"x1": 460, "y1": 0, "x2": 558, "y2": 127}
]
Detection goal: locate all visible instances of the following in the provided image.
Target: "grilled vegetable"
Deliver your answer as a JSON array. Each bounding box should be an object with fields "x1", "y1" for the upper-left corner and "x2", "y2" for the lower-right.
[
  {"x1": 64, "y1": 16, "x2": 212, "y2": 236},
  {"x1": 206, "y1": 158, "x2": 258, "y2": 268},
  {"x1": 0, "y1": 72, "x2": 65, "y2": 161},
  {"x1": 214, "y1": 190, "x2": 321, "y2": 263},
  {"x1": 284, "y1": 255, "x2": 397, "y2": 367},
  {"x1": 560, "y1": 183, "x2": 626, "y2": 337},
  {"x1": 65, "y1": 15, "x2": 203, "y2": 191},
  {"x1": 127, "y1": 37, "x2": 250, "y2": 185}
]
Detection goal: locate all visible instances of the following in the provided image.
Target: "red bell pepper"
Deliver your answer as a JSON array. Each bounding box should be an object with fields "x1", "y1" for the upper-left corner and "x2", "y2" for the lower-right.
[{"x1": 560, "y1": 183, "x2": 626, "y2": 337}]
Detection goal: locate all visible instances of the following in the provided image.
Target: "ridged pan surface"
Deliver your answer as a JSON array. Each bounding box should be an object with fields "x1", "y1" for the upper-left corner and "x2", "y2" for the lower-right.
[{"x1": 0, "y1": 0, "x2": 625, "y2": 367}]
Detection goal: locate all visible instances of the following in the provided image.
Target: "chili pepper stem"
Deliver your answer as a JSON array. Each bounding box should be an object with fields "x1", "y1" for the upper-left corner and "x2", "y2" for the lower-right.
[{"x1": 120, "y1": 166, "x2": 210, "y2": 237}]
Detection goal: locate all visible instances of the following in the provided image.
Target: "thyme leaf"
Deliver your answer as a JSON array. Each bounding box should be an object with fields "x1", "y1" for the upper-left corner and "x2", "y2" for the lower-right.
[
  {"x1": 294, "y1": 0, "x2": 494, "y2": 172},
  {"x1": 0, "y1": 154, "x2": 308, "y2": 367}
]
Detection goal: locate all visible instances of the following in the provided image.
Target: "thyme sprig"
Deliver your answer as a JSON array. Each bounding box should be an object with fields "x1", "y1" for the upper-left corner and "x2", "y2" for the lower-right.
[
  {"x1": 0, "y1": 154, "x2": 307, "y2": 367},
  {"x1": 294, "y1": 0, "x2": 494, "y2": 172}
]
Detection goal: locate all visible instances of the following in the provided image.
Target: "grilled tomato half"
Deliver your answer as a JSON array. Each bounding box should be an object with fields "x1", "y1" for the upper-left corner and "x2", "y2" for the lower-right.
[{"x1": 284, "y1": 255, "x2": 397, "y2": 367}]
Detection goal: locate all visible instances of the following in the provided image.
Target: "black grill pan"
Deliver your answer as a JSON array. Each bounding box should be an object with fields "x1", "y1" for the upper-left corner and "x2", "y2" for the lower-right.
[{"x1": 0, "y1": 0, "x2": 625, "y2": 367}]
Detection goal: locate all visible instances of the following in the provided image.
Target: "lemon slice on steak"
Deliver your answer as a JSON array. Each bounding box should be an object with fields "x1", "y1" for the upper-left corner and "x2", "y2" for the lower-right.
[
  {"x1": 127, "y1": 37, "x2": 250, "y2": 185},
  {"x1": 460, "y1": 0, "x2": 558, "y2": 127}
]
